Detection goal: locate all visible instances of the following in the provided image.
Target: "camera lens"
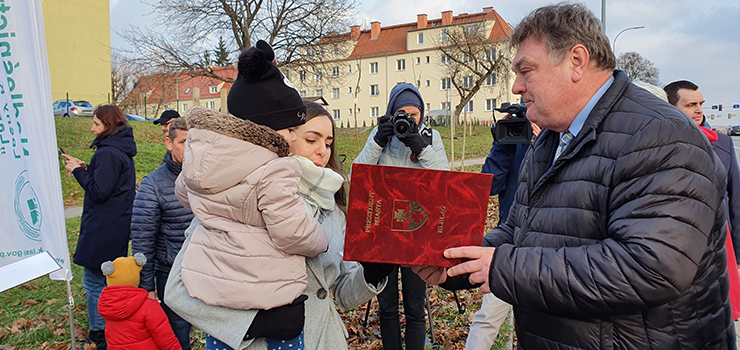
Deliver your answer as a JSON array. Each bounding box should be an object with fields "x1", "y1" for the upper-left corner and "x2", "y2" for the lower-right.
[
  {"x1": 396, "y1": 124, "x2": 408, "y2": 134},
  {"x1": 507, "y1": 126, "x2": 524, "y2": 137}
]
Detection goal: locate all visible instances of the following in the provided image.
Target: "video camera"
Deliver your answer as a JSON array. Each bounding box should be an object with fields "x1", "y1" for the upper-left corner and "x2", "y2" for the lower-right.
[
  {"x1": 490, "y1": 102, "x2": 532, "y2": 144},
  {"x1": 391, "y1": 110, "x2": 415, "y2": 138}
]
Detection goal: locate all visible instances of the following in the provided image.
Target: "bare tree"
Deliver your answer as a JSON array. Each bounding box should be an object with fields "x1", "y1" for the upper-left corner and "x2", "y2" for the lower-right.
[
  {"x1": 617, "y1": 51, "x2": 660, "y2": 85},
  {"x1": 120, "y1": 0, "x2": 358, "y2": 83},
  {"x1": 437, "y1": 25, "x2": 511, "y2": 169},
  {"x1": 111, "y1": 53, "x2": 148, "y2": 104}
]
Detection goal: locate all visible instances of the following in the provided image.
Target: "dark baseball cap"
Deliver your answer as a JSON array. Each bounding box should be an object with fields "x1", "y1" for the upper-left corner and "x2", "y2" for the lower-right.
[{"x1": 153, "y1": 110, "x2": 180, "y2": 125}]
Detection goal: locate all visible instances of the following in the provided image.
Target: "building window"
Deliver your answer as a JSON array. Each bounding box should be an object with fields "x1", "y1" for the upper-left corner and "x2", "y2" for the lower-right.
[
  {"x1": 465, "y1": 24, "x2": 480, "y2": 36},
  {"x1": 332, "y1": 88, "x2": 340, "y2": 99},
  {"x1": 417, "y1": 33, "x2": 424, "y2": 44},
  {"x1": 486, "y1": 73, "x2": 497, "y2": 86},
  {"x1": 299, "y1": 90, "x2": 307, "y2": 98},
  {"x1": 347, "y1": 64, "x2": 352, "y2": 73},
  {"x1": 299, "y1": 70, "x2": 306, "y2": 81},
  {"x1": 357, "y1": 107, "x2": 361, "y2": 114},
  {"x1": 370, "y1": 62, "x2": 378, "y2": 74},
  {"x1": 315, "y1": 68, "x2": 323, "y2": 80},
  {"x1": 464, "y1": 76, "x2": 473, "y2": 88},
  {"x1": 426, "y1": 103, "x2": 430, "y2": 111},
  {"x1": 315, "y1": 89, "x2": 323, "y2": 97},
  {"x1": 426, "y1": 80, "x2": 430, "y2": 87},
  {"x1": 208, "y1": 101, "x2": 215, "y2": 109},
  {"x1": 348, "y1": 108, "x2": 353, "y2": 116},
  {"x1": 332, "y1": 66, "x2": 340, "y2": 78},
  {"x1": 464, "y1": 100, "x2": 473, "y2": 112},
  {"x1": 416, "y1": 80, "x2": 421, "y2": 87},
  {"x1": 441, "y1": 78, "x2": 451, "y2": 90},
  {"x1": 441, "y1": 54, "x2": 450, "y2": 64},
  {"x1": 348, "y1": 86, "x2": 352, "y2": 94},
  {"x1": 182, "y1": 103, "x2": 188, "y2": 111},
  {"x1": 441, "y1": 29, "x2": 448, "y2": 42},
  {"x1": 464, "y1": 54, "x2": 472, "y2": 63},
  {"x1": 333, "y1": 109, "x2": 340, "y2": 120},
  {"x1": 333, "y1": 44, "x2": 339, "y2": 55},
  {"x1": 396, "y1": 59, "x2": 405, "y2": 71},
  {"x1": 426, "y1": 56, "x2": 430, "y2": 64},
  {"x1": 486, "y1": 98, "x2": 497, "y2": 112},
  {"x1": 486, "y1": 48, "x2": 497, "y2": 61},
  {"x1": 307, "y1": 48, "x2": 315, "y2": 58},
  {"x1": 441, "y1": 102, "x2": 450, "y2": 111},
  {"x1": 356, "y1": 64, "x2": 360, "y2": 72},
  {"x1": 209, "y1": 85, "x2": 218, "y2": 94},
  {"x1": 371, "y1": 106, "x2": 379, "y2": 117},
  {"x1": 416, "y1": 57, "x2": 421, "y2": 65},
  {"x1": 370, "y1": 84, "x2": 379, "y2": 96}
]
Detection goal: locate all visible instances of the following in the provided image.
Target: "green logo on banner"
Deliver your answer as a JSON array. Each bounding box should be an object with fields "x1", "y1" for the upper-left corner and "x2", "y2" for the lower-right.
[{"x1": 14, "y1": 170, "x2": 42, "y2": 242}]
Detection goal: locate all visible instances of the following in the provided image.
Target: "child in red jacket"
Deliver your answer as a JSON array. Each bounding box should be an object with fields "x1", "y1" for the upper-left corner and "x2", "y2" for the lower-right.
[{"x1": 99, "y1": 253, "x2": 181, "y2": 350}]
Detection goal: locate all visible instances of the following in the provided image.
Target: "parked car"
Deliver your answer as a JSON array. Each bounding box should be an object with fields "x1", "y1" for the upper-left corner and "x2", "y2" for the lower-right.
[
  {"x1": 730, "y1": 125, "x2": 740, "y2": 136},
  {"x1": 125, "y1": 114, "x2": 146, "y2": 121},
  {"x1": 52, "y1": 100, "x2": 94, "y2": 118}
]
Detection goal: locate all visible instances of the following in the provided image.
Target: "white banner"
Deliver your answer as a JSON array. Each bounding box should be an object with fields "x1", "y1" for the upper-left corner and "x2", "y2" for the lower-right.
[{"x1": 0, "y1": 0, "x2": 71, "y2": 281}]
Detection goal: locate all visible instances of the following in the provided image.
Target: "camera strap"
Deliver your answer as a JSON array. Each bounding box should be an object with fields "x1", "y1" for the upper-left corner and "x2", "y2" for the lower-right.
[{"x1": 419, "y1": 125, "x2": 433, "y2": 146}]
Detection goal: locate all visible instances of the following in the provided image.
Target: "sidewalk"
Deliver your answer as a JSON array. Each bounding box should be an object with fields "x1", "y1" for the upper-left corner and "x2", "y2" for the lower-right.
[
  {"x1": 452, "y1": 156, "x2": 486, "y2": 169},
  {"x1": 64, "y1": 206, "x2": 82, "y2": 219}
]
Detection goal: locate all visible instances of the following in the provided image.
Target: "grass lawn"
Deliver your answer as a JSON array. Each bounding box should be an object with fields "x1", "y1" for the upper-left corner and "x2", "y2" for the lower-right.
[{"x1": 0, "y1": 117, "x2": 514, "y2": 349}]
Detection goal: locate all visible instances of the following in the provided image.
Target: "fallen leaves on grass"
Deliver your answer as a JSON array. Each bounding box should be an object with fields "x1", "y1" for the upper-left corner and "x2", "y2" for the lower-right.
[
  {"x1": 0, "y1": 344, "x2": 15, "y2": 350},
  {"x1": 47, "y1": 299, "x2": 59, "y2": 305},
  {"x1": 0, "y1": 328, "x2": 7, "y2": 339},
  {"x1": 74, "y1": 326, "x2": 89, "y2": 341}
]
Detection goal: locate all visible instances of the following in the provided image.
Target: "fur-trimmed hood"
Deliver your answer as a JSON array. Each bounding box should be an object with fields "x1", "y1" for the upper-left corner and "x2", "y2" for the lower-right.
[
  {"x1": 183, "y1": 106, "x2": 290, "y2": 157},
  {"x1": 179, "y1": 106, "x2": 293, "y2": 194}
]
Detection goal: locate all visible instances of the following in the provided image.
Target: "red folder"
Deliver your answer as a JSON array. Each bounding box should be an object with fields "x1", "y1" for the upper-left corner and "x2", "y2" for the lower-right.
[{"x1": 344, "y1": 163, "x2": 493, "y2": 267}]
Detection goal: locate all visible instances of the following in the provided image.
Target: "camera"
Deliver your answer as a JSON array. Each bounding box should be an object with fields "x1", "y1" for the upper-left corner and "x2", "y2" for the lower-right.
[
  {"x1": 391, "y1": 110, "x2": 415, "y2": 138},
  {"x1": 490, "y1": 102, "x2": 532, "y2": 144}
]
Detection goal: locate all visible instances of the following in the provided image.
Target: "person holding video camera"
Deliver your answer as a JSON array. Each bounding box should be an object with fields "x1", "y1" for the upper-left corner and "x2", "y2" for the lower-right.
[
  {"x1": 354, "y1": 83, "x2": 448, "y2": 350},
  {"x1": 466, "y1": 112, "x2": 540, "y2": 350}
]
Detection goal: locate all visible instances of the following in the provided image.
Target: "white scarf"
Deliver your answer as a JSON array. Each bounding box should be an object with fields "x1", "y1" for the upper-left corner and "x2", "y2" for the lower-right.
[{"x1": 293, "y1": 155, "x2": 345, "y2": 215}]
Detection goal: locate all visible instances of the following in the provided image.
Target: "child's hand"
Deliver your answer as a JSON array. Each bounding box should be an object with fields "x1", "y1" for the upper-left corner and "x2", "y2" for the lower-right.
[{"x1": 147, "y1": 291, "x2": 159, "y2": 302}]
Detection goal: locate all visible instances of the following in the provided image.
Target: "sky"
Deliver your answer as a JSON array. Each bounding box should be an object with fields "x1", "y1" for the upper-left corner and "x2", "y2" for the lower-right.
[{"x1": 110, "y1": 0, "x2": 740, "y2": 125}]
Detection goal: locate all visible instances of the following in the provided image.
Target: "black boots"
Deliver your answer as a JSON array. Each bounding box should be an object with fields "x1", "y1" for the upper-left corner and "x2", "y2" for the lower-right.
[{"x1": 87, "y1": 330, "x2": 107, "y2": 350}]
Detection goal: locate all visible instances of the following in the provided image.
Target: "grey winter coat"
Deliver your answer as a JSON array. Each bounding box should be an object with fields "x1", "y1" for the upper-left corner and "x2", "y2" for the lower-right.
[
  {"x1": 484, "y1": 70, "x2": 735, "y2": 349},
  {"x1": 131, "y1": 152, "x2": 194, "y2": 292}
]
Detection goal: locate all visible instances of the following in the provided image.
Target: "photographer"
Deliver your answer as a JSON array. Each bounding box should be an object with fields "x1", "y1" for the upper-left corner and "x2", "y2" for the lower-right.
[{"x1": 353, "y1": 83, "x2": 448, "y2": 350}]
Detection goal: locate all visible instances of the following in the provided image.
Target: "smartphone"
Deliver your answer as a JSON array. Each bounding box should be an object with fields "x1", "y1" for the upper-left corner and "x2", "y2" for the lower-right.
[{"x1": 58, "y1": 146, "x2": 66, "y2": 156}]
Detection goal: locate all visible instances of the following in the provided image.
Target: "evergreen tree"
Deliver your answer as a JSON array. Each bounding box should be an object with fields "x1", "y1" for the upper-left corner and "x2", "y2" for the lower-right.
[
  {"x1": 214, "y1": 37, "x2": 231, "y2": 66},
  {"x1": 202, "y1": 50, "x2": 212, "y2": 67}
]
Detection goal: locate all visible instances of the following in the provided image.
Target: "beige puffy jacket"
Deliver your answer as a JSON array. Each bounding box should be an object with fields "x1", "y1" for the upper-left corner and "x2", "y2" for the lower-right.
[{"x1": 176, "y1": 107, "x2": 328, "y2": 310}]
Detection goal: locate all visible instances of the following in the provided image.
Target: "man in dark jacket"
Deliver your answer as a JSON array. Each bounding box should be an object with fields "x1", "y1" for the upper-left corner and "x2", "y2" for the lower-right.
[
  {"x1": 131, "y1": 117, "x2": 194, "y2": 350},
  {"x1": 665, "y1": 80, "x2": 740, "y2": 267},
  {"x1": 418, "y1": 3, "x2": 735, "y2": 349}
]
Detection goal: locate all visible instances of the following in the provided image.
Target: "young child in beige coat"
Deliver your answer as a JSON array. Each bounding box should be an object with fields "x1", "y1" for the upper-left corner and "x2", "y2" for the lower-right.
[{"x1": 176, "y1": 41, "x2": 328, "y2": 349}]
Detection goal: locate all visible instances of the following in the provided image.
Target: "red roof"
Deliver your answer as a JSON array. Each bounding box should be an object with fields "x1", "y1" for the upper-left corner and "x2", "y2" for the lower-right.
[
  {"x1": 120, "y1": 66, "x2": 237, "y2": 106},
  {"x1": 343, "y1": 9, "x2": 511, "y2": 60}
]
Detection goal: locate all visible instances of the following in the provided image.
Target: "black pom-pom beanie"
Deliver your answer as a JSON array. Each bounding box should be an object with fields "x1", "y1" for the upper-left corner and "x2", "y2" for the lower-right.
[{"x1": 228, "y1": 40, "x2": 306, "y2": 131}]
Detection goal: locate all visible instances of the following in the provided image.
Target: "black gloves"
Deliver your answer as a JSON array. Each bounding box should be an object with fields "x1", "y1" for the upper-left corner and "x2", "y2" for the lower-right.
[
  {"x1": 374, "y1": 114, "x2": 429, "y2": 156},
  {"x1": 373, "y1": 115, "x2": 394, "y2": 148},
  {"x1": 399, "y1": 131, "x2": 428, "y2": 156},
  {"x1": 244, "y1": 295, "x2": 308, "y2": 341},
  {"x1": 361, "y1": 262, "x2": 396, "y2": 286}
]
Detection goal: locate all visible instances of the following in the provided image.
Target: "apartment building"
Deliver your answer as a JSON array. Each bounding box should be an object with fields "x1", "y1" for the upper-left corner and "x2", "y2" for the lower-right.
[{"x1": 287, "y1": 7, "x2": 515, "y2": 127}]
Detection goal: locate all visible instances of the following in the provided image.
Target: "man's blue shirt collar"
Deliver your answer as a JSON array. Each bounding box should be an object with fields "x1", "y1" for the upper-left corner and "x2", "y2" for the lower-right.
[{"x1": 564, "y1": 75, "x2": 614, "y2": 138}]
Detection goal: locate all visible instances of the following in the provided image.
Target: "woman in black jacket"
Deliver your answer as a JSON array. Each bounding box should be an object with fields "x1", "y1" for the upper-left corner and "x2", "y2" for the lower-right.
[{"x1": 62, "y1": 104, "x2": 137, "y2": 349}]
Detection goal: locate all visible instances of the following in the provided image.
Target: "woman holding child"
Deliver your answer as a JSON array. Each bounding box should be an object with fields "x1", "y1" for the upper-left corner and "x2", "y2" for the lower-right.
[{"x1": 165, "y1": 41, "x2": 393, "y2": 350}]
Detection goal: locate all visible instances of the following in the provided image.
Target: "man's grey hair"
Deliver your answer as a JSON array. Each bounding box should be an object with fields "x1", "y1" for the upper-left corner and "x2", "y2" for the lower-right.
[
  {"x1": 511, "y1": 2, "x2": 616, "y2": 71},
  {"x1": 167, "y1": 117, "x2": 189, "y2": 141}
]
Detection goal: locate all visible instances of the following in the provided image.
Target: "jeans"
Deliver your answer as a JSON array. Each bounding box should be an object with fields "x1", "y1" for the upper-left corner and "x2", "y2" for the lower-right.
[
  {"x1": 377, "y1": 266, "x2": 427, "y2": 350},
  {"x1": 156, "y1": 271, "x2": 193, "y2": 350},
  {"x1": 82, "y1": 267, "x2": 107, "y2": 331},
  {"x1": 206, "y1": 332, "x2": 304, "y2": 350}
]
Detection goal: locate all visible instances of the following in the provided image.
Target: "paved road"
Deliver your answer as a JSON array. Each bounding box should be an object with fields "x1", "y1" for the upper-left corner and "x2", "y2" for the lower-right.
[{"x1": 731, "y1": 135, "x2": 740, "y2": 165}]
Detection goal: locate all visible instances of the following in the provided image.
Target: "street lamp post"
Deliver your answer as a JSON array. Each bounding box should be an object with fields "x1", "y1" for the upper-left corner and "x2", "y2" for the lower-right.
[{"x1": 613, "y1": 26, "x2": 645, "y2": 55}]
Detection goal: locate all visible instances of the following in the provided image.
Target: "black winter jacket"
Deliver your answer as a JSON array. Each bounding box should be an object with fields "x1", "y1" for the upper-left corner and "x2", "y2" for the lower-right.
[
  {"x1": 131, "y1": 152, "x2": 194, "y2": 292},
  {"x1": 484, "y1": 71, "x2": 735, "y2": 349},
  {"x1": 73, "y1": 125, "x2": 137, "y2": 269}
]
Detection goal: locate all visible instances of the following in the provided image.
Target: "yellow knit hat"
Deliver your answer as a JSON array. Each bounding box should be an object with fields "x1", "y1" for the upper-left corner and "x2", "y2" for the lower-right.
[{"x1": 101, "y1": 253, "x2": 147, "y2": 287}]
